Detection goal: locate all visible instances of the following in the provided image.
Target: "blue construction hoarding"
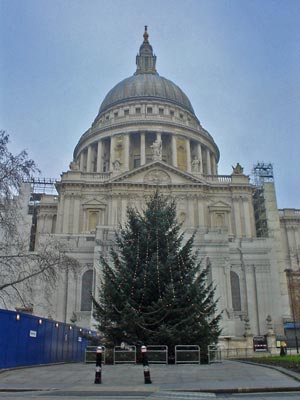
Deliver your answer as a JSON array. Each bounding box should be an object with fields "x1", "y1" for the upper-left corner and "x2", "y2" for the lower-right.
[{"x1": 0, "y1": 309, "x2": 92, "y2": 369}]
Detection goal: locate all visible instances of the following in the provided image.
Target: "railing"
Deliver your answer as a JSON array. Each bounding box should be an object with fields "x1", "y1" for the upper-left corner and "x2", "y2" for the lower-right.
[
  {"x1": 278, "y1": 209, "x2": 300, "y2": 217},
  {"x1": 175, "y1": 345, "x2": 200, "y2": 364},
  {"x1": 205, "y1": 175, "x2": 232, "y2": 183},
  {"x1": 147, "y1": 345, "x2": 168, "y2": 364},
  {"x1": 113, "y1": 345, "x2": 136, "y2": 364},
  {"x1": 208, "y1": 345, "x2": 223, "y2": 363},
  {"x1": 208, "y1": 346, "x2": 296, "y2": 363},
  {"x1": 80, "y1": 172, "x2": 112, "y2": 181},
  {"x1": 85, "y1": 346, "x2": 106, "y2": 364}
]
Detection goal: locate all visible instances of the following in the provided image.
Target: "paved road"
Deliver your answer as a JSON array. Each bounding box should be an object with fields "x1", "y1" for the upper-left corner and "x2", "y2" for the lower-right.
[{"x1": 0, "y1": 361, "x2": 300, "y2": 399}]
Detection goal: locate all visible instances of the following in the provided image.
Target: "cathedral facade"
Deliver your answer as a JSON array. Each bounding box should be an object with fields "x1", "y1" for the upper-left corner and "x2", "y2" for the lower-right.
[{"x1": 29, "y1": 29, "x2": 300, "y2": 345}]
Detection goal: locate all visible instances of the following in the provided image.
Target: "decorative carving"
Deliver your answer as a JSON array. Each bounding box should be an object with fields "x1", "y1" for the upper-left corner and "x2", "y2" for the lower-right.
[
  {"x1": 179, "y1": 212, "x2": 186, "y2": 223},
  {"x1": 176, "y1": 137, "x2": 187, "y2": 171},
  {"x1": 243, "y1": 316, "x2": 252, "y2": 337},
  {"x1": 232, "y1": 163, "x2": 244, "y2": 175},
  {"x1": 151, "y1": 139, "x2": 162, "y2": 161},
  {"x1": 112, "y1": 159, "x2": 121, "y2": 171},
  {"x1": 144, "y1": 169, "x2": 171, "y2": 185},
  {"x1": 191, "y1": 156, "x2": 201, "y2": 173},
  {"x1": 69, "y1": 160, "x2": 79, "y2": 171},
  {"x1": 266, "y1": 314, "x2": 274, "y2": 335}
]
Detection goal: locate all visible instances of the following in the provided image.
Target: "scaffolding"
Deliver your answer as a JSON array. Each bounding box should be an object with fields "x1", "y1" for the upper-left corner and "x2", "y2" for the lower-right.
[
  {"x1": 252, "y1": 162, "x2": 274, "y2": 188},
  {"x1": 23, "y1": 178, "x2": 57, "y2": 251},
  {"x1": 252, "y1": 163, "x2": 274, "y2": 238},
  {"x1": 23, "y1": 177, "x2": 57, "y2": 195}
]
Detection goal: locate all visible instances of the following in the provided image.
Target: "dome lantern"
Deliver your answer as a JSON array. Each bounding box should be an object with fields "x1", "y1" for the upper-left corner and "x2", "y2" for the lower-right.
[{"x1": 135, "y1": 26, "x2": 157, "y2": 75}]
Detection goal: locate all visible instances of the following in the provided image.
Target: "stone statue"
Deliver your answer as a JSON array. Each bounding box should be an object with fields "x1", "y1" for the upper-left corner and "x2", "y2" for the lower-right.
[
  {"x1": 151, "y1": 139, "x2": 162, "y2": 161},
  {"x1": 112, "y1": 159, "x2": 121, "y2": 171},
  {"x1": 232, "y1": 162, "x2": 243, "y2": 175},
  {"x1": 191, "y1": 156, "x2": 201, "y2": 173},
  {"x1": 69, "y1": 160, "x2": 79, "y2": 171}
]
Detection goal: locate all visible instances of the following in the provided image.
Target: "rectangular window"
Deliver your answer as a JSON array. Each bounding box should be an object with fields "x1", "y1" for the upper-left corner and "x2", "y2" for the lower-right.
[
  {"x1": 159, "y1": 108, "x2": 164, "y2": 115},
  {"x1": 124, "y1": 109, "x2": 129, "y2": 116},
  {"x1": 114, "y1": 112, "x2": 118, "y2": 117},
  {"x1": 147, "y1": 107, "x2": 153, "y2": 114},
  {"x1": 170, "y1": 110, "x2": 174, "y2": 116},
  {"x1": 136, "y1": 107, "x2": 141, "y2": 114}
]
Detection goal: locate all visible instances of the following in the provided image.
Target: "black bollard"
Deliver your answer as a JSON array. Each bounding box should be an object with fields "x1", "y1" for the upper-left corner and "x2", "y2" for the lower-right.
[
  {"x1": 141, "y1": 345, "x2": 152, "y2": 384},
  {"x1": 94, "y1": 346, "x2": 102, "y2": 384}
]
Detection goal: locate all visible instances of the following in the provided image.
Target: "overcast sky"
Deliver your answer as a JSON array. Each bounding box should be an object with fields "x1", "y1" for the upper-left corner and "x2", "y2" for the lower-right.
[{"x1": 1, "y1": 0, "x2": 299, "y2": 209}]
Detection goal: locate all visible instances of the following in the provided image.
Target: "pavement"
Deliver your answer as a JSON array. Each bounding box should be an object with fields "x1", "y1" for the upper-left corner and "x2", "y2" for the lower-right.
[{"x1": 0, "y1": 360, "x2": 300, "y2": 396}]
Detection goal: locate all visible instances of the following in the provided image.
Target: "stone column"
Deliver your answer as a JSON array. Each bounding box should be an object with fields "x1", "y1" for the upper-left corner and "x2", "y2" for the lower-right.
[
  {"x1": 96, "y1": 140, "x2": 103, "y2": 172},
  {"x1": 197, "y1": 143, "x2": 203, "y2": 173},
  {"x1": 123, "y1": 133, "x2": 130, "y2": 170},
  {"x1": 86, "y1": 145, "x2": 92, "y2": 173},
  {"x1": 79, "y1": 151, "x2": 85, "y2": 171},
  {"x1": 233, "y1": 196, "x2": 242, "y2": 237},
  {"x1": 110, "y1": 135, "x2": 115, "y2": 171},
  {"x1": 186, "y1": 138, "x2": 191, "y2": 173},
  {"x1": 140, "y1": 132, "x2": 146, "y2": 165},
  {"x1": 243, "y1": 197, "x2": 252, "y2": 237},
  {"x1": 212, "y1": 155, "x2": 216, "y2": 175},
  {"x1": 206, "y1": 148, "x2": 212, "y2": 175},
  {"x1": 62, "y1": 195, "x2": 70, "y2": 234},
  {"x1": 171, "y1": 135, "x2": 177, "y2": 167},
  {"x1": 73, "y1": 195, "x2": 80, "y2": 233}
]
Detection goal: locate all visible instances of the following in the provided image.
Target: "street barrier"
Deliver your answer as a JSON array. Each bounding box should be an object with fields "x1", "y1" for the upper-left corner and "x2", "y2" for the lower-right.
[
  {"x1": 208, "y1": 345, "x2": 223, "y2": 363},
  {"x1": 85, "y1": 346, "x2": 106, "y2": 363},
  {"x1": 146, "y1": 345, "x2": 168, "y2": 364},
  {"x1": 175, "y1": 345, "x2": 200, "y2": 364},
  {"x1": 113, "y1": 345, "x2": 136, "y2": 364}
]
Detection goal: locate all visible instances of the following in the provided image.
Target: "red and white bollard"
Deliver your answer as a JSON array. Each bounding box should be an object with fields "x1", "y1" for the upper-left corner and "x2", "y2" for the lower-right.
[
  {"x1": 141, "y1": 345, "x2": 152, "y2": 384},
  {"x1": 94, "y1": 346, "x2": 102, "y2": 384}
]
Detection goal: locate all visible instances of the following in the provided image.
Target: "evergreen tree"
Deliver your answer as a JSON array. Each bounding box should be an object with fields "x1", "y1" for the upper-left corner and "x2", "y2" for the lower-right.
[{"x1": 93, "y1": 191, "x2": 221, "y2": 357}]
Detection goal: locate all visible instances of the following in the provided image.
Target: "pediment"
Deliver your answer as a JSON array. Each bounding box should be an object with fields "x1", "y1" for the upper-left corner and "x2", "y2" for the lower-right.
[
  {"x1": 82, "y1": 198, "x2": 106, "y2": 209},
  {"x1": 109, "y1": 161, "x2": 206, "y2": 186},
  {"x1": 208, "y1": 200, "x2": 231, "y2": 212}
]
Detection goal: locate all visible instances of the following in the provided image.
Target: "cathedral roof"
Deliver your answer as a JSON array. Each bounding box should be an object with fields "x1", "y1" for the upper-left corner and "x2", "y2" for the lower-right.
[
  {"x1": 98, "y1": 27, "x2": 195, "y2": 115},
  {"x1": 99, "y1": 74, "x2": 195, "y2": 115}
]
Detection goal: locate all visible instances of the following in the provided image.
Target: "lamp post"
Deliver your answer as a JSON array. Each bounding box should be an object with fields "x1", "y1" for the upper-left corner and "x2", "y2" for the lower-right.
[{"x1": 286, "y1": 269, "x2": 299, "y2": 353}]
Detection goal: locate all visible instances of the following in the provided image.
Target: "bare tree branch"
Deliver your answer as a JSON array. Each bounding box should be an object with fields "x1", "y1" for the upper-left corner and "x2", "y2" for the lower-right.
[{"x1": 0, "y1": 131, "x2": 79, "y2": 309}]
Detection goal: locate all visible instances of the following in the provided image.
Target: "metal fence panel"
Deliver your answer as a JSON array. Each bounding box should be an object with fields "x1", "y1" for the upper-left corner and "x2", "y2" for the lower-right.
[
  {"x1": 113, "y1": 345, "x2": 136, "y2": 364},
  {"x1": 147, "y1": 345, "x2": 168, "y2": 364},
  {"x1": 208, "y1": 345, "x2": 223, "y2": 363},
  {"x1": 175, "y1": 345, "x2": 200, "y2": 364},
  {"x1": 85, "y1": 346, "x2": 106, "y2": 363}
]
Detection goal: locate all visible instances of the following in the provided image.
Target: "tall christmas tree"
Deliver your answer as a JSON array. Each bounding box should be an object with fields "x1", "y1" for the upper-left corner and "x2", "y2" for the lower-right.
[{"x1": 93, "y1": 191, "x2": 221, "y2": 357}]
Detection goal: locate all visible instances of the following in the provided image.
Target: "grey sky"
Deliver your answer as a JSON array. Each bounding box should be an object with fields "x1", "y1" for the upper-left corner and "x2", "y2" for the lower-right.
[{"x1": 1, "y1": 0, "x2": 299, "y2": 208}]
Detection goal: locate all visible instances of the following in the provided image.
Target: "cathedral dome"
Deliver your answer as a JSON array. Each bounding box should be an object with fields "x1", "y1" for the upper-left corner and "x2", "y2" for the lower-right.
[
  {"x1": 99, "y1": 74, "x2": 195, "y2": 115},
  {"x1": 97, "y1": 26, "x2": 194, "y2": 116},
  {"x1": 74, "y1": 27, "x2": 220, "y2": 172}
]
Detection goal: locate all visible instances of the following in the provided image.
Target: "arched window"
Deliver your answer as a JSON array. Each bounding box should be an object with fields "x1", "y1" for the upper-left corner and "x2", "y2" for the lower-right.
[
  {"x1": 81, "y1": 270, "x2": 93, "y2": 311},
  {"x1": 230, "y1": 271, "x2": 241, "y2": 311}
]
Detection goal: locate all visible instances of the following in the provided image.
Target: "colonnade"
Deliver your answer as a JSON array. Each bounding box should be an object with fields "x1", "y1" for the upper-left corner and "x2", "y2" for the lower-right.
[{"x1": 77, "y1": 132, "x2": 218, "y2": 175}]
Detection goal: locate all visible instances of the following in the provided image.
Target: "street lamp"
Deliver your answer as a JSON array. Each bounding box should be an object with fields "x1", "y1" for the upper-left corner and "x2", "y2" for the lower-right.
[{"x1": 285, "y1": 268, "x2": 299, "y2": 354}]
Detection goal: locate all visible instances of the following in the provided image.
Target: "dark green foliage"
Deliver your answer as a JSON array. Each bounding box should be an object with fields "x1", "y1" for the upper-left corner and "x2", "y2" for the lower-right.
[{"x1": 93, "y1": 191, "x2": 221, "y2": 355}]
